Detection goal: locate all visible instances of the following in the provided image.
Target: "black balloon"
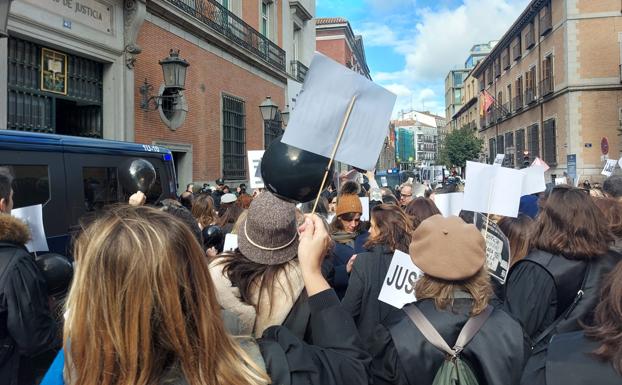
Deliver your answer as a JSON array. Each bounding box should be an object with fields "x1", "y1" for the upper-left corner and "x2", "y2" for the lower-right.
[
  {"x1": 261, "y1": 136, "x2": 333, "y2": 203},
  {"x1": 34, "y1": 253, "x2": 74, "y2": 296},
  {"x1": 119, "y1": 158, "x2": 156, "y2": 193},
  {"x1": 202, "y1": 225, "x2": 225, "y2": 253}
]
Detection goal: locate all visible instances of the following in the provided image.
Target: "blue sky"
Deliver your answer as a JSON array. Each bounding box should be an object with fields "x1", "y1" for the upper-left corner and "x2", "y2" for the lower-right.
[{"x1": 316, "y1": 0, "x2": 530, "y2": 117}]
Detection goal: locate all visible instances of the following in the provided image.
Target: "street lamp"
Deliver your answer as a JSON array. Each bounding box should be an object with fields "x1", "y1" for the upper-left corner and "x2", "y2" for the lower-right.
[
  {"x1": 259, "y1": 96, "x2": 279, "y2": 122},
  {"x1": 140, "y1": 49, "x2": 190, "y2": 111},
  {"x1": 280, "y1": 105, "x2": 290, "y2": 127}
]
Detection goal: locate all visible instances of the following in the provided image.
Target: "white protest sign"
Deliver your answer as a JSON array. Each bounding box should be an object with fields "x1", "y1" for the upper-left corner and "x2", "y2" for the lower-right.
[
  {"x1": 378, "y1": 250, "x2": 423, "y2": 309},
  {"x1": 380, "y1": 176, "x2": 388, "y2": 187},
  {"x1": 360, "y1": 197, "x2": 370, "y2": 221},
  {"x1": 532, "y1": 157, "x2": 550, "y2": 172},
  {"x1": 463, "y1": 161, "x2": 523, "y2": 218},
  {"x1": 520, "y1": 166, "x2": 546, "y2": 196},
  {"x1": 618, "y1": 157, "x2": 622, "y2": 169},
  {"x1": 555, "y1": 177, "x2": 568, "y2": 185},
  {"x1": 247, "y1": 150, "x2": 265, "y2": 189},
  {"x1": 11, "y1": 204, "x2": 49, "y2": 252},
  {"x1": 282, "y1": 53, "x2": 397, "y2": 170},
  {"x1": 493, "y1": 154, "x2": 506, "y2": 166},
  {"x1": 602, "y1": 159, "x2": 617, "y2": 177},
  {"x1": 223, "y1": 234, "x2": 238, "y2": 252},
  {"x1": 434, "y1": 192, "x2": 464, "y2": 217}
]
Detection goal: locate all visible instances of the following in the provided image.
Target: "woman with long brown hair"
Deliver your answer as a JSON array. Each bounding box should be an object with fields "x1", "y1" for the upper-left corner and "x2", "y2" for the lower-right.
[
  {"x1": 504, "y1": 185, "x2": 619, "y2": 384},
  {"x1": 593, "y1": 196, "x2": 622, "y2": 252},
  {"x1": 404, "y1": 197, "x2": 441, "y2": 230},
  {"x1": 369, "y1": 215, "x2": 525, "y2": 385},
  {"x1": 497, "y1": 214, "x2": 534, "y2": 266},
  {"x1": 342, "y1": 204, "x2": 413, "y2": 345},
  {"x1": 191, "y1": 193, "x2": 218, "y2": 229},
  {"x1": 40, "y1": 206, "x2": 372, "y2": 385}
]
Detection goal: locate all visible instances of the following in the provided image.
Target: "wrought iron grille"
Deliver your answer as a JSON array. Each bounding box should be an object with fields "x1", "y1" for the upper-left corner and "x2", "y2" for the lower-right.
[
  {"x1": 7, "y1": 37, "x2": 103, "y2": 137},
  {"x1": 291, "y1": 60, "x2": 308, "y2": 83},
  {"x1": 222, "y1": 95, "x2": 246, "y2": 180},
  {"x1": 167, "y1": 0, "x2": 286, "y2": 72}
]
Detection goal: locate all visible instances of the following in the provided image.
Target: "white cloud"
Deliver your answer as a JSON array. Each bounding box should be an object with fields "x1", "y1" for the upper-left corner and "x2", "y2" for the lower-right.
[
  {"x1": 399, "y1": 0, "x2": 530, "y2": 83},
  {"x1": 385, "y1": 83, "x2": 413, "y2": 97},
  {"x1": 364, "y1": 0, "x2": 530, "y2": 117}
]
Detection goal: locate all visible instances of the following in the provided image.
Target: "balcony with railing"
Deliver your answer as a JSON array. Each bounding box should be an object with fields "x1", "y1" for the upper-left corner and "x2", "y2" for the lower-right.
[
  {"x1": 165, "y1": 0, "x2": 286, "y2": 72},
  {"x1": 503, "y1": 102, "x2": 512, "y2": 117},
  {"x1": 291, "y1": 60, "x2": 308, "y2": 82},
  {"x1": 540, "y1": 76, "x2": 554, "y2": 96}
]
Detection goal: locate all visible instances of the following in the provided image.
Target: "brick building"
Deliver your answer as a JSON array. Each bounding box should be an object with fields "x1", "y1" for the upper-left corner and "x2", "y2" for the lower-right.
[
  {"x1": 135, "y1": 0, "x2": 315, "y2": 190},
  {"x1": 1, "y1": 0, "x2": 316, "y2": 191},
  {"x1": 315, "y1": 17, "x2": 371, "y2": 80},
  {"x1": 473, "y1": 0, "x2": 622, "y2": 182}
]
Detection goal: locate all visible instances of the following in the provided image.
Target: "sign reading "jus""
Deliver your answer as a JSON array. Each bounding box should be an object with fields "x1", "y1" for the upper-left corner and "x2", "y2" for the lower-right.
[{"x1": 378, "y1": 250, "x2": 423, "y2": 309}]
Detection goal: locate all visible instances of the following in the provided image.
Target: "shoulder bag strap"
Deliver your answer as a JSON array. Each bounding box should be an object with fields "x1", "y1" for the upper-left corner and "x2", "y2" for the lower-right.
[
  {"x1": 530, "y1": 263, "x2": 591, "y2": 349},
  {"x1": 453, "y1": 305, "x2": 493, "y2": 353},
  {"x1": 404, "y1": 305, "x2": 455, "y2": 356}
]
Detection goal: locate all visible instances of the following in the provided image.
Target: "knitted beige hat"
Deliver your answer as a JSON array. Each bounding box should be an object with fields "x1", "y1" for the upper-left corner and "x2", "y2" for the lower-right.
[
  {"x1": 409, "y1": 215, "x2": 485, "y2": 280},
  {"x1": 336, "y1": 194, "x2": 363, "y2": 217}
]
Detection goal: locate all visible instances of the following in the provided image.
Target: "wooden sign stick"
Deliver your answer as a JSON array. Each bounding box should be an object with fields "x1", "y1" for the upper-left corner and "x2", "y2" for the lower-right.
[{"x1": 311, "y1": 95, "x2": 358, "y2": 214}]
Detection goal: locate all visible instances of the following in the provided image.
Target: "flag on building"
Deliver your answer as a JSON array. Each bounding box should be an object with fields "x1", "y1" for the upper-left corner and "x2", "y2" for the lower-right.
[{"x1": 480, "y1": 90, "x2": 495, "y2": 116}]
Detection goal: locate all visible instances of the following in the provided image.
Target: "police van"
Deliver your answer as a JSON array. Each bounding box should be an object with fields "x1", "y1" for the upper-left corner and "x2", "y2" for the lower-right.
[{"x1": 0, "y1": 129, "x2": 177, "y2": 255}]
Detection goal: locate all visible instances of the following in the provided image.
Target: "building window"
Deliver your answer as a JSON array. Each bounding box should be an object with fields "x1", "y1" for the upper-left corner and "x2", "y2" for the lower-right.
[
  {"x1": 261, "y1": 0, "x2": 270, "y2": 38},
  {"x1": 542, "y1": 55, "x2": 554, "y2": 96},
  {"x1": 512, "y1": 36, "x2": 522, "y2": 61},
  {"x1": 525, "y1": 22, "x2": 536, "y2": 50},
  {"x1": 528, "y1": 123, "x2": 540, "y2": 158},
  {"x1": 453, "y1": 72, "x2": 464, "y2": 86},
  {"x1": 507, "y1": 84, "x2": 512, "y2": 112},
  {"x1": 505, "y1": 132, "x2": 515, "y2": 167},
  {"x1": 516, "y1": 128, "x2": 525, "y2": 159},
  {"x1": 543, "y1": 118, "x2": 557, "y2": 165},
  {"x1": 454, "y1": 88, "x2": 462, "y2": 104},
  {"x1": 525, "y1": 66, "x2": 537, "y2": 104},
  {"x1": 540, "y1": 3, "x2": 552, "y2": 36},
  {"x1": 222, "y1": 95, "x2": 246, "y2": 180},
  {"x1": 497, "y1": 135, "x2": 505, "y2": 155},
  {"x1": 515, "y1": 76, "x2": 523, "y2": 109},
  {"x1": 489, "y1": 137, "x2": 496, "y2": 164}
]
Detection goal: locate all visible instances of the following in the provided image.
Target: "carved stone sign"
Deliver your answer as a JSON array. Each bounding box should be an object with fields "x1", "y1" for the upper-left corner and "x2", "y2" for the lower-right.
[{"x1": 20, "y1": 0, "x2": 113, "y2": 34}]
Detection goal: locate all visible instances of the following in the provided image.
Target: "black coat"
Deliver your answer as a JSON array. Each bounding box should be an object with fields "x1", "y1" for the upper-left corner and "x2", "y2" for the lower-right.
[
  {"x1": 259, "y1": 289, "x2": 371, "y2": 385},
  {"x1": 524, "y1": 331, "x2": 622, "y2": 385},
  {"x1": 369, "y1": 298, "x2": 525, "y2": 385},
  {"x1": 341, "y1": 244, "x2": 396, "y2": 348},
  {"x1": 0, "y1": 215, "x2": 59, "y2": 385},
  {"x1": 330, "y1": 231, "x2": 369, "y2": 299}
]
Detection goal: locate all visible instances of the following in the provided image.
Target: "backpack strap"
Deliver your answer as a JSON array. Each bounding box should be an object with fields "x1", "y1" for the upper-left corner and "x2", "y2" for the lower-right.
[
  {"x1": 404, "y1": 304, "x2": 493, "y2": 357},
  {"x1": 529, "y1": 263, "x2": 591, "y2": 349}
]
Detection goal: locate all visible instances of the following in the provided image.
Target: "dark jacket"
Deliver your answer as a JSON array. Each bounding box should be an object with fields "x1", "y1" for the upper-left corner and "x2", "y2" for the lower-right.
[
  {"x1": 341, "y1": 244, "x2": 396, "y2": 347},
  {"x1": 504, "y1": 250, "x2": 619, "y2": 385},
  {"x1": 523, "y1": 330, "x2": 622, "y2": 385},
  {"x1": 369, "y1": 298, "x2": 525, "y2": 385},
  {"x1": 0, "y1": 214, "x2": 59, "y2": 385},
  {"x1": 331, "y1": 231, "x2": 369, "y2": 298},
  {"x1": 42, "y1": 289, "x2": 372, "y2": 385},
  {"x1": 259, "y1": 289, "x2": 371, "y2": 385}
]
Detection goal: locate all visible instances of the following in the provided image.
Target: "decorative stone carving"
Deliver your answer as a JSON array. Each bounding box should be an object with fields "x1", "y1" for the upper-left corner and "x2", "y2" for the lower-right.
[{"x1": 124, "y1": 0, "x2": 146, "y2": 68}]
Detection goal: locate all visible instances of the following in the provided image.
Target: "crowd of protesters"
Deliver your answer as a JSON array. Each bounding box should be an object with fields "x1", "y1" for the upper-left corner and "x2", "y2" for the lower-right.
[{"x1": 0, "y1": 165, "x2": 621, "y2": 385}]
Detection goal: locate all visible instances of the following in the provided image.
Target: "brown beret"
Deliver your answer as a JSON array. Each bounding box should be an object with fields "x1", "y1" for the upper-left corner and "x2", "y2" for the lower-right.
[
  {"x1": 336, "y1": 194, "x2": 363, "y2": 217},
  {"x1": 409, "y1": 215, "x2": 485, "y2": 281}
]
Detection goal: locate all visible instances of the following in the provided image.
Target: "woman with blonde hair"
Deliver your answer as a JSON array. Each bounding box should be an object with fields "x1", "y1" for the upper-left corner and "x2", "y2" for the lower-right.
[{"x1": 41, "y1": 206, "x2": 371, "y2": 385}]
